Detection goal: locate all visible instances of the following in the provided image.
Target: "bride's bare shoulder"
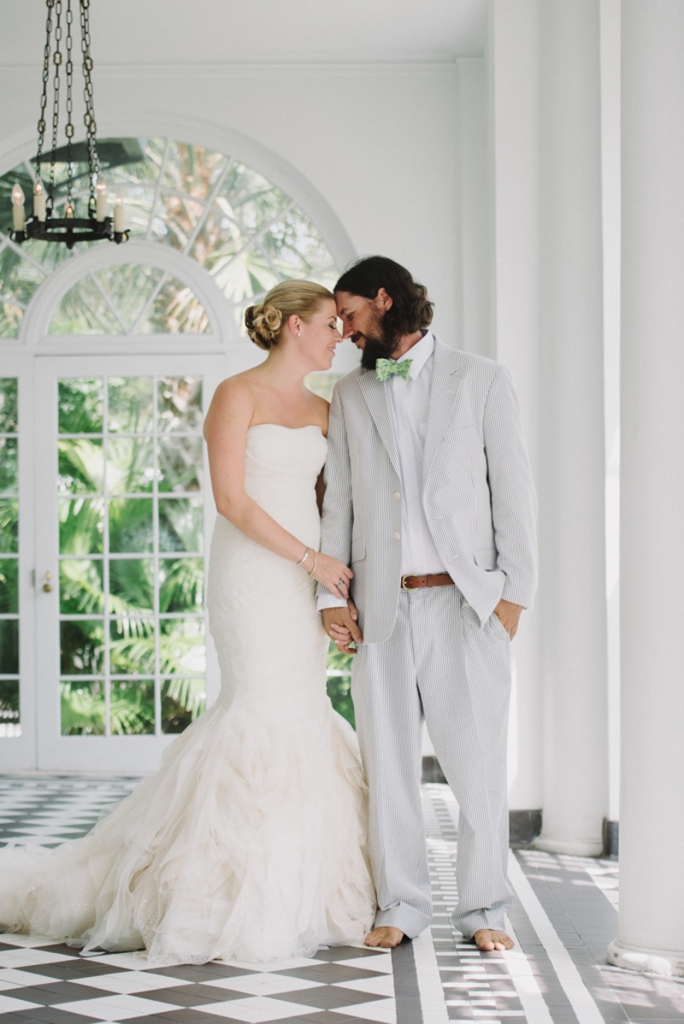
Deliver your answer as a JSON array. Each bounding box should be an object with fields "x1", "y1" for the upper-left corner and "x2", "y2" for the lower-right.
[{"x1": 204, "y1": 374, "x2": 255, "y2": 436}]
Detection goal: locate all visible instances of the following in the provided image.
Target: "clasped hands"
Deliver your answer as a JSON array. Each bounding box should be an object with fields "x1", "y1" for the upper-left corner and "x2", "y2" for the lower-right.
[{"x1": 323, "y1": 596, "x2": 524, "y2": 653}]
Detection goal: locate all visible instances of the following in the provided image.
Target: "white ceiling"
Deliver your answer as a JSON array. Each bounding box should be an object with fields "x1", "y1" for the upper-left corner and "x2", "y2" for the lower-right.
[{"x1": 1, "y1": 0, "x2": 487, "y2": 67}]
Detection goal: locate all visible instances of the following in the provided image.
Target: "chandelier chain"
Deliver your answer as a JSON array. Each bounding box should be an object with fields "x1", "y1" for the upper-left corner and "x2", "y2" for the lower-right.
[
  {"x1": 49, "y1": 0, "x2": 63, "y2": 206},
  {"x1": 35, "y1": 0, "x2": 54, "y2": 184},
  {"x1": 79, "y1": 0, "x2": 100, "y2": 200},
  {"x1": 64, "y1": 0, "x2": 74, "y2": 206},
  {"x1": 10, "y1": 0, "x2": 127, "y2": 247}
]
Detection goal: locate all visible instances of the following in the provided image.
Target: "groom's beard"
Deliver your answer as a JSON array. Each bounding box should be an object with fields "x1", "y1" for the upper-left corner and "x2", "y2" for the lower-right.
[{"x1": 358, "y1": 312, "x2": 401, "y2": 370}]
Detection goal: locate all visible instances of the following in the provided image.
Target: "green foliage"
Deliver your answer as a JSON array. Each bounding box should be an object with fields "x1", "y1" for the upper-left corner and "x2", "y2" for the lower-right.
[
  {"x1": 57, "y1": 376, "x2": 206, "y2": 735},
  {"x1": 326, "y1": 642, "x2": 356, "y2": 729},
  {"x1": 0, "y1": 678, "x2": 19, "y2": 722}
]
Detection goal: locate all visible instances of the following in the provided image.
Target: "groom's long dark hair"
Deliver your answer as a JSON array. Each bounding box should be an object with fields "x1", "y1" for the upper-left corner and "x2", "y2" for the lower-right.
[{"x1": 335, "y1": 256, "x2": 434, "y2": 340}]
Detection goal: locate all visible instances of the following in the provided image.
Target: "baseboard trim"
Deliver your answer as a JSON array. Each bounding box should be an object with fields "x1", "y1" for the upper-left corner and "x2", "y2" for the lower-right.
[{"x1": 603, "y1": 818, "x2": 619, "y2": 858}]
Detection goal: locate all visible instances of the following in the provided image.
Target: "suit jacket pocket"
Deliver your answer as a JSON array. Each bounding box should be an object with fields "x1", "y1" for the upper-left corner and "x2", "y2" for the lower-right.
[
  {"x1": 351, "y1": 537, "x2": 366, "y2": 562},
  {"x1": 474, "y1": 547, "x2": 498, "y2": 570}
]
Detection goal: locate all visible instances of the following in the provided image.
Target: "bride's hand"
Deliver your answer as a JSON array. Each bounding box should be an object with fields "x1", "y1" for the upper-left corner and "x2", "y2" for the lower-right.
[{"x1": 306, "y1": 551, "x2": 353, "y2": 599}]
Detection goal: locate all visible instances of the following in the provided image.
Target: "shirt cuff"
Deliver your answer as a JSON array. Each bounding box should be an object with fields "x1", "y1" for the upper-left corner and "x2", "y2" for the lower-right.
[{"x1": 317, "y1": 594, "x2": 348, "y2": 612}]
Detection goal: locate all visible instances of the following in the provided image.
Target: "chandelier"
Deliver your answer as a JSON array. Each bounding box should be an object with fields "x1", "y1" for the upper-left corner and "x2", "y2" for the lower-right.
[{"x1": 9, "y1": 0, "x2": 128, "y2": 249}]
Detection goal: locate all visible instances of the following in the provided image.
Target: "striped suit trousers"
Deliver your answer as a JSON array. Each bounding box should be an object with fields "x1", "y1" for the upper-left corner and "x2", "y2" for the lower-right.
[{"x1": 352, "y1": 584, "x2": 513, "y2": 938}]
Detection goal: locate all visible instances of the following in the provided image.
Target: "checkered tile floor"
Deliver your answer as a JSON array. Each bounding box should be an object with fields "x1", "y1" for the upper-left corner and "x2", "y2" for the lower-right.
[
  {"x1": 2, "y1": 776, "x2": 682, "y2": 1024},
  {"x1": 0, "y1": 935, "x2": 394, "y2": 1024}
]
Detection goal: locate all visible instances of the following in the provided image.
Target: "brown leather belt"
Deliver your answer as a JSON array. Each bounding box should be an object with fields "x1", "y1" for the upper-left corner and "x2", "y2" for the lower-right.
[{"x1": 401, "y1": 573, "x2": 454, "y2": 591}]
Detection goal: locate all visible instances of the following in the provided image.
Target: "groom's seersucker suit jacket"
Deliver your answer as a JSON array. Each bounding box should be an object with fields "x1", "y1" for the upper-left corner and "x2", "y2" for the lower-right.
[{"x1": 319, "y1": 338, "x2": 538, "y2": 640}]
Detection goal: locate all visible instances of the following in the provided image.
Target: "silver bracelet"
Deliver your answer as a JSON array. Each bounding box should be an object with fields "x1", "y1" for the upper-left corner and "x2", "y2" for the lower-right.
[
  {"x1": 296, "y1": 546, "x2": 310, "y2": 566},
  {"x1": 307, "y1": 551, "x2": 318, "y2": 577}
]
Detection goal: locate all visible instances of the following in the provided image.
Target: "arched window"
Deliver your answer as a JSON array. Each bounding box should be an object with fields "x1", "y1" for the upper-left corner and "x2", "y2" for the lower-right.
[
  {"x1": 0, "y1": 137, "x2": 339, "y2": 340},
  {"x1": 50, "y1": 263, "x2": 212, "y2": 336}
]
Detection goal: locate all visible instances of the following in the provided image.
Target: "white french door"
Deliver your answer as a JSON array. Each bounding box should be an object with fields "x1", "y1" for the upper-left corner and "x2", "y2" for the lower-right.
[{"x1": 34, "y1": 354, "x2": 223, "y2": 773}]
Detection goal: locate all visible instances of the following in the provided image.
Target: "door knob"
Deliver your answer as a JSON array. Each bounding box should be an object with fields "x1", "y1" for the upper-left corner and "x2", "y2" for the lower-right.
[{"x1": 42, "y1": 571, "x2": 53, "y2": 593}]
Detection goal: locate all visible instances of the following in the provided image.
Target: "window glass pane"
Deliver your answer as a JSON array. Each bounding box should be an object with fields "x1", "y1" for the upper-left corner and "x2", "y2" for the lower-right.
[
  {"x1": 153, "y1": 193, "x2": 207, "y2": 250},
  {"x1": 187, "y1": 208, "x2": 246, "y2": 272},
  {"x1": 108, "y1": 377, "x2": 153, "y2": 434},
  {"x1": 0, "y1": 498, "x2": 18, "y2": 553},
  {"x1": 264, "y1": 208, "x2": 334, "y2": 278},
  {"x1": 159, "y1": 618, "x2": 205, "y2": 675},
  {"x1": 0, "y1": 246, "x2": 45, "y2": 319},
  {"x1": 106, "y1": 438, "x2": 154, "y2": 494},
  {"x1": 50, "y1": 275, "x2": 123, "y2": 335},
  {"x1": 58, "y1": 379, "x2": 104, "y2": 434},
  {"x1": 0, "y1": 558, "x2": 18, "y2": 613},
  {"x1": 0, "y1": 679, "x2": 19, "y2": 733},
  {"x1": 109, "y1": 617, "x2": 155, "y2": 675},
  {"x1": 60, "y1": 620, "x2": 104, "y2": 675},
  {"x1": 219, "y1": 163, "x2": 289, "y2": 227},
  {"x1": 109, "y1": 558, "x2": 154, "y2": 614},
  {"x1": 159, "y1": 558, "x2": 203, "y2": 614},
  {"x1": 159, "y1": 497, "x2": 202, "y2": 553},
  {"x1": 0, "y1": 619, "x2": 18, "y2": 674},
  {"x1": 158, "y1": 437, "x2": 202, "y2": 493},
  {"x1": 109, "y1": 498, "x2": 153, "y2": 553},
  {"x1": 59, "y1": 498, "x2": 104, "y2": 554},
  {"x1": 58, "y1": 438, "x2": 104, "y2": 494},
  {"x1": 162, "y1": 141, "x2": 227, "y2": 200},
  {"x1": 59, "y1": 559, "x2": 104, "y2": 615},
  {"x1": 0, "y1": 302, "x2": 23, "y2": 340},
  {"x1": 0, "y1": 437, "x2": 17, "y2": 493},
  {"x1": 142, "y1": 274, "x2": 210, "y2": 335},
  {"x1": 61, "y1": 681, "x2": 105, "y2": 735},
  {"x1": 0, "y1": 379, "x2": 18, "y2": 432},
  {"x1": 212, "y1": 247, "x2": 277, "y2": 303},
  {"x1": 94, "y1": 266, "x2": 164, "y2": 335},
  {"x1": 161, "y1": 678, "x2": 206, "y2": 733},
  {"x1": 157, "y1": 376, "x2": 202, "y2": 433},
  {"x1": 111, "y1": 680, "x2": 155, "y2": 735}
]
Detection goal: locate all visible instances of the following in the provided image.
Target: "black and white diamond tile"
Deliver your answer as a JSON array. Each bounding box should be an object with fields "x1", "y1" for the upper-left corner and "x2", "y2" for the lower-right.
[
  {"x1": 0, "y1": 936, "x2": 394, "y2": 1023},
  {"x1": 0, "y1": 778, "x2": 138, "y2": 848}
]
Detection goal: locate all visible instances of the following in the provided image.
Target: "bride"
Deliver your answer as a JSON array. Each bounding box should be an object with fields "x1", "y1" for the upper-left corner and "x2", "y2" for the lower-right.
[{"x1": 0, "y1": 280, "x2": 375, "y2": 966}]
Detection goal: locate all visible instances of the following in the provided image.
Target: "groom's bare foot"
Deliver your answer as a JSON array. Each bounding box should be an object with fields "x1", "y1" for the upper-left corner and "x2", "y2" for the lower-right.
[
  {"x1": 365, "y1": 926, "x2": 405, "y2": 948},
  {"x1": 473, "y1": 928, "x2": 514, "y2": 951}
]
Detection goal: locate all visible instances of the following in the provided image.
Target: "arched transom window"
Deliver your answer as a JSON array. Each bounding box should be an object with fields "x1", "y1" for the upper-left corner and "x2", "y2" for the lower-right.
[{"x1": 0, "y1": 137, "x2": 338, "y2": 339}]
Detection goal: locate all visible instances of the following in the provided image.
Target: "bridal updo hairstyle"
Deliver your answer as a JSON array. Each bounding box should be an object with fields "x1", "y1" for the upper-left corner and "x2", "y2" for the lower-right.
[
  {"x1": 334, "y1": 255, "x2": 434, "y2": 337},
  {"x1": 244, "y1": 281, "x2": 334, "y2": 350}
]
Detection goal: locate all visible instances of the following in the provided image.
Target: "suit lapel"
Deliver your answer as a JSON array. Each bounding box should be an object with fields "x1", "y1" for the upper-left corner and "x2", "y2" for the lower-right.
[
  {"x1": 358, "y1": 369, "x2": 402, "y2": 479},
  {"x1": 423, "y1": 340, "x2": 464, "y2": 482}
]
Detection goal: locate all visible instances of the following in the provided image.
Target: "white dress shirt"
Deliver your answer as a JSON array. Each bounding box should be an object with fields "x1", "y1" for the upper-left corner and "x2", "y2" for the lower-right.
[{"x1": 319, "y1": 330, "x2": 447, "y2": 610}]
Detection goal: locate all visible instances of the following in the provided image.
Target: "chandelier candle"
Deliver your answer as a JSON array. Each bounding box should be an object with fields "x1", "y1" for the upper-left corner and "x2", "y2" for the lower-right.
[
  {"x1": 11, "y1": 184, "x2": 25, "y2": 231},
  {"x1": 95, "y1": 179, "x2": 107, "y2": 221},
  {"x1": 33, "y1": 181, "x2": 47, "y2": 221}
]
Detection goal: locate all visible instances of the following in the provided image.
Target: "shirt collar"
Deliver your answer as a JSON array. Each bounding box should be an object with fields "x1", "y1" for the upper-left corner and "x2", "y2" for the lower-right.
[{"x1": 394, "y1": 330, "x2": 434, "y2": 380}]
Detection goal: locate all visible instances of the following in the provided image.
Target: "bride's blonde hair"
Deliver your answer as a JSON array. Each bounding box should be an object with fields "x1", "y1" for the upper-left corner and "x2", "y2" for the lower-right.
[{"x1": 244, "y1": 280, "x2": 334, "y2": 350}]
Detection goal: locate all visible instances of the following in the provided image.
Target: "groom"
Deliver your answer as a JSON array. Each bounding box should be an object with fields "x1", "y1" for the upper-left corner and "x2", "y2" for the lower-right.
[{"x1": 318, "y1": 256, "x2": 538, "y2": 952}]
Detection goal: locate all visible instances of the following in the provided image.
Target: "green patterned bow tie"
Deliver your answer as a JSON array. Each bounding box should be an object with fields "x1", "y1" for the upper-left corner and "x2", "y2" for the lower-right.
[{"x1": 375, "y1": 358, "x2": 412, "y2": 381}]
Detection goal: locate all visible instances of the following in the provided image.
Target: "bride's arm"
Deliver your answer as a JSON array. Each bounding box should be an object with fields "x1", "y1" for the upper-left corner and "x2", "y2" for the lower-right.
[{"x1": 204, "y1": 378, "x2": 351, "y2": 599}]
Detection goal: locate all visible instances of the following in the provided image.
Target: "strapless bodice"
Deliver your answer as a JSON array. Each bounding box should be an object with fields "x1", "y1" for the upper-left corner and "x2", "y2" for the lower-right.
[{"x1": 243, "y1": 424, "x2": 327, "y2": 538}]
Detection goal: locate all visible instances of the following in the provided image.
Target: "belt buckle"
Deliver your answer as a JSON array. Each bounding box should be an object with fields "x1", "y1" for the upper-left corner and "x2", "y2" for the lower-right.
[{"x1": 401, "y1": 575, "x2": 413, "y2": 591}]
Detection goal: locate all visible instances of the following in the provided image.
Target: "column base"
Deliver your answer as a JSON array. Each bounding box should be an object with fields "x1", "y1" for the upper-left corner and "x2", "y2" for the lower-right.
[
  {"x1": 533, "y1": 834, "x2": 604, "y2": 856},
  {"x1": 607, "y1": 938, "x2": 684, "y2": 978}
]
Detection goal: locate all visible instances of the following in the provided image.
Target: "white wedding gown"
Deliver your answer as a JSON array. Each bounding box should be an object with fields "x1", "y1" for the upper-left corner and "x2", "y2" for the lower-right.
[{"x1": 0, "y1": 424, "x2": 375, "y2": 965}]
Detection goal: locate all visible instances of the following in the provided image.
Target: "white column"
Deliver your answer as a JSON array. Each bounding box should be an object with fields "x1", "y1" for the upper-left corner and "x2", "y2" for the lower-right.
[
  {"x1": 535, "y1": 0, "x2": 608, "y2": 856},
  {"x1": 607, "y1": 0, "x2": 684, "y2": 977},
  {"x1": 487, "y1": 0, "x2": 543, "y2": 816}
]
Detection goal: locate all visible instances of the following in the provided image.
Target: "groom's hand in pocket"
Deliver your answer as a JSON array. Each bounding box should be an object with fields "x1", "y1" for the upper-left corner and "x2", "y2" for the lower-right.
[{"x1": 322, "y1": 600, "x2": 363, "y2": 654}]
